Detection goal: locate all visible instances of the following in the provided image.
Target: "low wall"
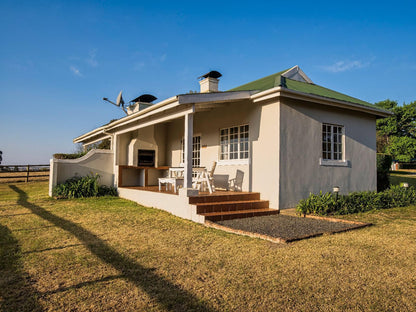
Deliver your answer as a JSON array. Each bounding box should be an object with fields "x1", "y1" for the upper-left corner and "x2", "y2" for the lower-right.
[
  {"x1": 117, "y1": 187, "x2": 204, "y2": 223},
  {"x1": 49, "y1": 149, "x2": 114, "y2": 196}
]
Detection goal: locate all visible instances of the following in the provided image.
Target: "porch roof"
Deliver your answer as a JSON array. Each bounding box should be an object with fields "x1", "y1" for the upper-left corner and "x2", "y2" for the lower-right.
[{"x1": 73, "y1": 91, "x2": 254, "y2": 144}]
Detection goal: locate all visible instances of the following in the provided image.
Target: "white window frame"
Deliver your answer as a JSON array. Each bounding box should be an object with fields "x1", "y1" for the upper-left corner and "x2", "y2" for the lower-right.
[
  {"x1": 218, "y1": 124, "x2": 250, "y2": 165},
  {"x1": 180, "y1": 135, "x2": 201, "y2": 168},
  {"x1": 320, "y1": 123, "x2": 348, "y2": 167}
]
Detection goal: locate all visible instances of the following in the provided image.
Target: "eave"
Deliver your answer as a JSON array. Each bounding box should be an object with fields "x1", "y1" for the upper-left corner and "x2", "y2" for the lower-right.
[
  {"x1": 251, "y1": 87, "x2": 393, "y2": 118},
  {"x1": 74, "y1": 91, "x2": 253, "y2": 144}
]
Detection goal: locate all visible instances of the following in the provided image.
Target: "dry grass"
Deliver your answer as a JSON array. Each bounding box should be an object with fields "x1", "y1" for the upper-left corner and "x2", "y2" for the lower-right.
[{"x1": 1, "y1": 182, "x2": 416, "y2": 311}]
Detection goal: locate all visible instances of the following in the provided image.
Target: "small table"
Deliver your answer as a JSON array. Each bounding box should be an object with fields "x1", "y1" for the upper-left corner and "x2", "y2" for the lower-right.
[{"x1": 158, "y1": 177, "x2": 184, "y2": 192}]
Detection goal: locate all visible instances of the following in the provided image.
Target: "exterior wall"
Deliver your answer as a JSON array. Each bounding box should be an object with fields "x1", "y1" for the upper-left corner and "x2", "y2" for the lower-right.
[
  {"x1": 49, "y1": 149, "x2": 114, "y2": 196},
  {"x1": 279, "y1": 98, "x2": 377, "y2": 209},
  {"x1": 117, "y1": 132, "x2": 131, "y2": 166},
  {"x1": 154, "y1": 123, "x2": 167, "y2": 166},
  {"x1": 251, "y1": 100, "x2": 280, "y2": 209}
]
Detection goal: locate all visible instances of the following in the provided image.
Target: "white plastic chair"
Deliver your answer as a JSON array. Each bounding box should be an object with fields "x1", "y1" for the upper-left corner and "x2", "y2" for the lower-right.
[{"x1": 229, "y1": 169, "x2": 244, "y2": 192}]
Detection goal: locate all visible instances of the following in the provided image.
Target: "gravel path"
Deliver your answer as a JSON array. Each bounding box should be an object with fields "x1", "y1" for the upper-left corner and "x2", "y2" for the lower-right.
[{"x1": 215, "y1": 214, "x2": 366, "y2": 241}]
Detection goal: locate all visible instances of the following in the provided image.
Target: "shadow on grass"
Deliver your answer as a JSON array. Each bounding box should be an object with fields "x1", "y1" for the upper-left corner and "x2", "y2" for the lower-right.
[
  {"x1": 0, "y1": 223, "x2": 43, "y2": 312},
  {"x1": 9, "y1": 185, "x2": 216, "y2": 312}
]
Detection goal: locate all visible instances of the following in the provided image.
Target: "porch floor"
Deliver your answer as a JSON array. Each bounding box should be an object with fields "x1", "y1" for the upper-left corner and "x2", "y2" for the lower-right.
[{"x1": 119, "y1": 185, "x2": 253, "y2": 197}]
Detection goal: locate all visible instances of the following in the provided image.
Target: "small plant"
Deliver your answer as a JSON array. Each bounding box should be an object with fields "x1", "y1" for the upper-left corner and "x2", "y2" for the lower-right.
[
  {"x1": 52, "y1": 174, "x2": 117, "y2": 199},
  {"x1": 53, "y1": 152, "x2": 87, "y2": 160},
  {"x1": 297, "y1": 185, "x2": 416, "y2": 216}
]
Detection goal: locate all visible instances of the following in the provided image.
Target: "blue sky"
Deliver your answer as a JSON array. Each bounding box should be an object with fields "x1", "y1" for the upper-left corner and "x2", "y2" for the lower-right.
[{"x1": 1, "y1": 0, "x2": 415, "y2": 165}]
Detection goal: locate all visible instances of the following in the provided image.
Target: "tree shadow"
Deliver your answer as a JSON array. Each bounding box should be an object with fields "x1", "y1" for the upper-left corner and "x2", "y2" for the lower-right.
[
  {"x1": 8, "y1": 185, "x2": 216, "y2": 312},
  {"x1": 0, "y1": 223, "x2": 43, "y2": 312}
]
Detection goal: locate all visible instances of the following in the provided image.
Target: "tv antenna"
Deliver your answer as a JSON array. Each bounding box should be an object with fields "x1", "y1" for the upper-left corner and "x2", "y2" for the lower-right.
[{"x1": 103, "y1": 91, "x2": 127, "y2": 115}]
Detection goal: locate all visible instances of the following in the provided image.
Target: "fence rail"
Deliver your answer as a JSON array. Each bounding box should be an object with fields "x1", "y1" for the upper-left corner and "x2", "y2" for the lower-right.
[{"x1": 0, "y1": 164, "x2": 50, "y2": 183}]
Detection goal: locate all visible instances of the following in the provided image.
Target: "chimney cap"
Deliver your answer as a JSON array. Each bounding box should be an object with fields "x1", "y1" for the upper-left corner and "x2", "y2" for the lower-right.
[
  {"x1": 130, "y1": 94, "x2": 157, "y2": 103},
  {"x1": 198, "y1": 70, "x2": 222, "y2": 80}
]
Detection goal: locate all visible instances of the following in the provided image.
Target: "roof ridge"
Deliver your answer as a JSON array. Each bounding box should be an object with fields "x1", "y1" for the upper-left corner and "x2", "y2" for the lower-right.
[{"x1": 228, "y1": 68, "x2": 290, "y2": 92}]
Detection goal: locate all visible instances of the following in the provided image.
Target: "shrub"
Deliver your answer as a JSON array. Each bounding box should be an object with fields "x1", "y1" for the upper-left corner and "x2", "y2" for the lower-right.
[
  {"x1": 399, "y1": 162, "x2": 416, "y2": 170},
  {"x1": 296, "y1": 185, "x2": 416, "y2": 216},
  {"x1": 52, "y1": 174, "x2": 117, "y2": 199},
  {"x1": 53, "y1": 152, "x2": 87, "y2": 160},
  {"x1": 377, "y1": 153, "x2": 392, "y2": 192}
]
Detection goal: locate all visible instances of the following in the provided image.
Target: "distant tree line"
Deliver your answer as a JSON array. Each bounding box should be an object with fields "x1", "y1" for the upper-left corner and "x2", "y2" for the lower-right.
[{"x1": 375, "y1": 100, "x2": 416, "y2": 162}]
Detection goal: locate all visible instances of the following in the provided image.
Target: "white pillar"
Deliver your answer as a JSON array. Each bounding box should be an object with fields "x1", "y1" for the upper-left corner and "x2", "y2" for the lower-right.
[
  {"x1": 113, "y1": 134, "x2": 119, "y2": 187},
  {"x1": 184, "y1": 113, "x2": 194, "y2": 189}
]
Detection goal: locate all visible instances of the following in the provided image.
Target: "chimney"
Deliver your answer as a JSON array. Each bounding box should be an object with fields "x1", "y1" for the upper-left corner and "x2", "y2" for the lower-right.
[
  {"x1": 126, "y1": 94, "x2": 157, "y2": 115},
  {"x1": 198, "y1": 71, "x2": 222, "y2": 93}
]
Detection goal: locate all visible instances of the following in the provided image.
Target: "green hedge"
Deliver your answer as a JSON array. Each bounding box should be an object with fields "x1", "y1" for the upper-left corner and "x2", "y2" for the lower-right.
[
  {"x1": 399, "y1": 162, "x2": 416, "y2": 170},
  {"x1": 53, "y1": 152, "x2": 87, "y2": 160},
  {"x1": 296, "y1": 185, "x2": 416, "y2": 216},
  {"x1": 377, "y1": 153, "x2": 392, "y2": 192},
  {"x1": 52, "y1": 174, "x2": 117, "y2": 199}
]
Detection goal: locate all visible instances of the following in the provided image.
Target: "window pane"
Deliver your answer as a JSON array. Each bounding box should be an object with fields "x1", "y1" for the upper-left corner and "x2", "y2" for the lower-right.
[{"x1": 322, "y1": 123, "x2": 344, "y2": 161}]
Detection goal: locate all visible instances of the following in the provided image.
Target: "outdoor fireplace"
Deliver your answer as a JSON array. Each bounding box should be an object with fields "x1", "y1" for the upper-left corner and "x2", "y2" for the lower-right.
[{"x1": 137, "y1": 149, "x2": 155, "y2": 167}]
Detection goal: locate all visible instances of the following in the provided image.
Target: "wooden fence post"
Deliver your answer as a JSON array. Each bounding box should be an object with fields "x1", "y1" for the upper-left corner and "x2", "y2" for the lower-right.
[{"x1": 26, "y1": 165, "x2": 30, "y2": 182}]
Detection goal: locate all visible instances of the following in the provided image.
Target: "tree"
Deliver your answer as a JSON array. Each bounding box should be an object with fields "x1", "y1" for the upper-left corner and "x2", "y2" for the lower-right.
[
  {"x1": 375, "y1": 100, "x2": 416, "y2": 159},
  {"x1": 385, "y1": 136, "x2": 416, "y2": 162}
]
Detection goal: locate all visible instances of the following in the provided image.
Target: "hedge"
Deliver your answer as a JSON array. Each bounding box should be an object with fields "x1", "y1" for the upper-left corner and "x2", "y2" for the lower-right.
[
  {"x1": 377, "y1": 153, "x2": 392, "y2": 192},
  {"x1": 296, "y1": 185, "x2": 416, "y2": 216},
  {"x1": 398, "y1": 162, "x2": 416, "y2": 170}
]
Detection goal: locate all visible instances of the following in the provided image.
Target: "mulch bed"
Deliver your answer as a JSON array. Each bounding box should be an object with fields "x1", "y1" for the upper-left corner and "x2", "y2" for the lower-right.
[{"x1": 206, "y1": 214, "x2": 371, "y2": 243}]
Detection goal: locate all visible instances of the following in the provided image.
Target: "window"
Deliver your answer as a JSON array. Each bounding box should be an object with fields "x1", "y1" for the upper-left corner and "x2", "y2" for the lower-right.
[
  {"x1": 322, "y1": 124, "x2": 343, "y2": 161},
  {"x1": 220, "y1": 125, "x2": 249, "y2": 161},
  {"x1": 181, "y1": 136, "x2": 201, "y2": 167}
]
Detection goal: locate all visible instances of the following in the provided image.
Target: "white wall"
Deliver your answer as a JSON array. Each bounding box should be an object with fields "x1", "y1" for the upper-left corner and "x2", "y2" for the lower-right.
[
  {"x1": 49, "y1": 149, "x2": 114, "y2": 196},
  {"x1": 279, "y1": 98, "x2": 377, "y2": 209}
]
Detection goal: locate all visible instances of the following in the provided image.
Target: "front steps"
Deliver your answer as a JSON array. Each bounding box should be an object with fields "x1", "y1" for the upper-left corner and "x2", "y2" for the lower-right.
[{"x1": 189, "y1": 192, "x2": 279, "y2": 222}]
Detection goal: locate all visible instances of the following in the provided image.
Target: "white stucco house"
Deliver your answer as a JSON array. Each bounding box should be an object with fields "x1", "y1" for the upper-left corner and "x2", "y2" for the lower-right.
[{"x1": 49, "y1": 66, "x2": 391, "y2": 223}]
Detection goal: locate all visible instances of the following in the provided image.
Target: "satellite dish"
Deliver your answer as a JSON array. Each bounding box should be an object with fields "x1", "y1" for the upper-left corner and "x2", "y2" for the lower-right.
[{"x1": 116, "y1": 91, "x2": 124, "y2": 107}]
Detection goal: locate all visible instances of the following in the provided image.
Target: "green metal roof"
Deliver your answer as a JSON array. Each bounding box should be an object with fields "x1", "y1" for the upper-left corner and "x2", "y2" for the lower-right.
[
  {"x1": 228, "y1": 69, "x2": 379, "y2": 109},
  {"x1": 229, "y1": 69, "x2": 289, "y2": 93}
]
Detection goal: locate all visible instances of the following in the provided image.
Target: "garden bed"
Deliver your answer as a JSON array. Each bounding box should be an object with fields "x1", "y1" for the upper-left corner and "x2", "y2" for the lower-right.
[{"x1": 208, "y1": 214, "x2": 370, "y2": 243}]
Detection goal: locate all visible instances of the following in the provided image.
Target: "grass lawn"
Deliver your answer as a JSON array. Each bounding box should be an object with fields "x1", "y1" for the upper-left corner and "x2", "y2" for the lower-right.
[
  {"x1": 1, "y1": 182, "x2": 416, "y2": 311},
  {"x1": 390, "y1": 170, "x2": 416, "y2": 188}
]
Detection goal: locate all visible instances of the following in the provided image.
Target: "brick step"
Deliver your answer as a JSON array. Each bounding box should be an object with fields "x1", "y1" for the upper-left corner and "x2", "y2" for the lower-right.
[
  {"x1": 196, "y1": 200, "x2": 269, "y2": 214},
  {"x1": 201, "y1": 208, "x2": 279, "y2": 222},
  {"x1": 189, "y1": 192, "x2": 260, "y2": 204}
]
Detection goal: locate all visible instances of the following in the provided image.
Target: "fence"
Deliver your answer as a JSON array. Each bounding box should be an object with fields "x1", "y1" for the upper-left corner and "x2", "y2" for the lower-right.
[{"x1": 0, "y1": 164, "x2": 50, "y2": 183}]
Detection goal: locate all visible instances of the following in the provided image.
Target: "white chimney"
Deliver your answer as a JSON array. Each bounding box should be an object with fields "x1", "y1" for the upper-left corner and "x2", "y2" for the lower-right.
[{"x1": 198, "y1": 71, "x2": 222, "y2": 93}]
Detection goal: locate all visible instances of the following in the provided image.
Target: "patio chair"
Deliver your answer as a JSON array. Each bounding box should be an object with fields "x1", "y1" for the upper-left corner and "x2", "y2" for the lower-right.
[
  {"x1": 192, "y1": 162, "x2": 216, "y2": 194},
  {"x1": 229, "y1": 169, "x2": 244, "y2": 192},
  {"x1": 207, "y1": 161, "x2": 217, "y2": 191}
]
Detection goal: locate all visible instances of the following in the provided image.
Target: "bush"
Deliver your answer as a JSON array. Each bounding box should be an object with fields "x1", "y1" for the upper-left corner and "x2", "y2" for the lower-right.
[
  {"x1": 53, "y1": 152, "x2": 87, "y2": 160},
  {"x1": 399, "y1": 162, "x2": 416, "y2": 170},
  {"x1": 52, "y1": 174, "x2": 117, "y2": 199},
  {"x1": 296, "y1": 185, "x2": 416, "y2": 216},
  {"x1": 377, "y1": 153, "x2": 392, "y2": 192}
]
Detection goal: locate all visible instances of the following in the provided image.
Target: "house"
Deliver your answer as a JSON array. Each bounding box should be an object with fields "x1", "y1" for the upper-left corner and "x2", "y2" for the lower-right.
[{"x1": 49, "y1": 66, "x2": 391, "y2": 223}]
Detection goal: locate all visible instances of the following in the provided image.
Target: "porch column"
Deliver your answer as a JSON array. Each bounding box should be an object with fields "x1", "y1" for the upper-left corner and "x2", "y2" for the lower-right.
[
  {"x1": 113, "y1": 134, "x2": 119, "y2": 187},
  {"x1": 184, "y1": 112, "x2": 194, "y2": 189}
]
